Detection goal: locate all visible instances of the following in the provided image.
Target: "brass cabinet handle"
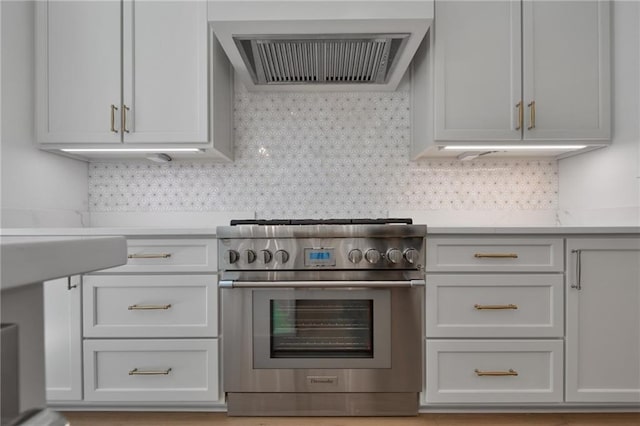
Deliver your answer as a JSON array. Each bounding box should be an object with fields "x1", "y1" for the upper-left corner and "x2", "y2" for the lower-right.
[
  {"x1": 515, "y1": 101, "x2": 523, "y2": 130},
  {"x1": 122, "y1": 104, "x2": 130, "y2": 133},
  {"x1": 527, "y1": 100, "x2": 536, "y2": 130},
  {"x1": 570, "y1": 249, "x2": 582, "y2": 290},
  {"x1": 129, "y1": 368, "x2": 172, "y2": 376},
  {"x1": 474, "y1": 253, "x2": 518, "y2": 259},
  {"x1": 128, "y1": 304, "x2": 172, "y2": 310},
  {"x1": 474, "y1": 304, "x2": 518, "y2": 310},
  {"x1": 110, "y1": 104, "x2": 119, "y2": 133},
  {"x1": 128, "y1": 253, "x2": 172, "y2": 259},
  {"x1": 475, "y1": 369, "x2": 518, "y2": 377}
]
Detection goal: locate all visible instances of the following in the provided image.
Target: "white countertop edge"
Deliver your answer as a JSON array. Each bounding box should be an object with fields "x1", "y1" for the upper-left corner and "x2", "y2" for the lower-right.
[
  {"x1": 1, "y1": 236, "x2": 128, "y2": 290},
  {"x1": 426, "y1": 226, "x2": 640, "y2": 235},
  {"x1": 1, "y1": 226, "x2": 639, "y2": 237},
  {"x1": 0, "y1": 227, "x2": 219, "y2": 236}
]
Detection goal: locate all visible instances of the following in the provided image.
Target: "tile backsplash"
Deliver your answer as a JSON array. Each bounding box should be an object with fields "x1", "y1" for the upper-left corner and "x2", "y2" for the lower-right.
[{"x1": 89, "y1": 81, "x2": 558, "y2": 219}]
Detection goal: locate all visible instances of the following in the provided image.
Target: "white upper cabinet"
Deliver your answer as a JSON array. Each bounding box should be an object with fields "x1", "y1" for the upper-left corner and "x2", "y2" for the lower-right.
[
  {"x1": 523, "y1": 1, "x2": 610, "y2": 140},
  {"x1": 36, "y1": 1, "x2": 121, "y2": 144},
  {"x1": 122, "y1": 1, "x2": 207, "y2": 143},
  {"x1": 413, "y1": 0, "x2": 611, "y2": 158},
  {"x1": 36, "y1": 0, "x2": 233, "y2": 160},
  {"x1": 433, "y1": 1, "x2": 522, "y2": 142}
]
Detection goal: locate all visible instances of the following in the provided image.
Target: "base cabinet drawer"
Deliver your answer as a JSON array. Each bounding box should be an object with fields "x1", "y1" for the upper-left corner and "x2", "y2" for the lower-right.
[
  {"x1": 426, "y1": 274, "x2": 564, "y2": 338},
  {"x1": 102, "y1": 239, "x2": 217, "y2": 273},
  {"x1": 427, "y1": 237, "x2": 564, "y2": 272},
  {"x1": 83, "y1": 275, "x2": 217, "y2": 338},
  {"x1": 426, "y1": 340, "x2": 563, "y2": 403},
  {"x1": 83, "y1": 339, "x2": 218, "y2": 402}
]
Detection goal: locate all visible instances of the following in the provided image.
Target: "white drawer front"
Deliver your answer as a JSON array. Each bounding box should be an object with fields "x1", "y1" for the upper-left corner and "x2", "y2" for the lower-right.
[
  {"x1": 427, "y1": 237, "x2": 563, "y2": 272},
  {"x1": 101, "y1": 239, "x2": 216, "y2": 273},
  {"x1": 83, "y1": 339, "x2": 218, "y2": 402},
  {"x1": 426, "y1": 340, "x2": 563, "y2": 403},
  {"x1": 426, "y1": 274, "x2": 563, "y2": 338},
  {"x1": 83, "y1": 275, "x2": 217, "y2": 338}
]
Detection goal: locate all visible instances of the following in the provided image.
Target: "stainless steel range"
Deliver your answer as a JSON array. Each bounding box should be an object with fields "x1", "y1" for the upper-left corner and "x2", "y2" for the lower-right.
[{"x1": 217, "y1": 219, "x2": 426, "y2": 416}]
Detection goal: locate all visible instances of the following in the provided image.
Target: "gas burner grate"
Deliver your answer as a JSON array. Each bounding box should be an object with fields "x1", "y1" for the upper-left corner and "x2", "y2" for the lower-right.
[{"x1": 230, "y1": 218, "x2": 413, "y2": 226}]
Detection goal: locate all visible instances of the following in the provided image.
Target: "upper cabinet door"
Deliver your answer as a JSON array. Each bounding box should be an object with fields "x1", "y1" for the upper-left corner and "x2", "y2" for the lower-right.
[
  {"x1": 434, "y1": 1, "x2": 522, "y2": 141},
  {"x1": 36, "y1": 1, "x2": 122, "y2": 144},
  {"x1": 523, "y1": 1, "x2": 610, "y2": 140},
  {"x1": 122, "y1": 0, "x2": 208, "y2": 143}
]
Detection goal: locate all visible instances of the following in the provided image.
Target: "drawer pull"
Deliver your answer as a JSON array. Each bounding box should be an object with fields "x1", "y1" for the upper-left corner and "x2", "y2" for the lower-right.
[
  {"x1": 128, "y1": 253, "x2": 172, "y2": 259},
  {"x1": 474, "y1": 253, "x2": 518, "y2": 259},
  {"x1": 128, "y1": 368, "x2": 172, "y2": 376},
  {"x1": 128, "y1": 304, "x2": 172, "y2": 310},
  {"x1": 474, "y1": 304, "x2": 518, "y2": 310},
  {"x1": 474, "y1": 369, "x2": 518, "y2": 377}
]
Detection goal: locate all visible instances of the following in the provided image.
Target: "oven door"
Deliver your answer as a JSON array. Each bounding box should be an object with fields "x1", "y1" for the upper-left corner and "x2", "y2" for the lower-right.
[
  {"x1": 253, "y1": 289, "x2": 390, "y2": 369},
  {"x1": 221, "y1": 280, "x2": 423, "y2": 394}
]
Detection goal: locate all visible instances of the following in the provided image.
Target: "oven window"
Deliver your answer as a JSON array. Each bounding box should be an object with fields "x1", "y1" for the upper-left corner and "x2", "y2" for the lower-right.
[{"x1": 270, "y1": 299, "x2": 374, "y2": 358}]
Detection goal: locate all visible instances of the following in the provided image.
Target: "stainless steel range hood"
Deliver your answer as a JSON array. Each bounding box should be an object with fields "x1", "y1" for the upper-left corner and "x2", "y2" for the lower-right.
[{"x1": 208, "y1": 1, "x2": 433, "y2": 92}]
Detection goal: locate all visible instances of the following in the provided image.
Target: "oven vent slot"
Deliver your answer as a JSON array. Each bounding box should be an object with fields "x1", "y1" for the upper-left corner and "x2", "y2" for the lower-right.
[{"x1": 234, "y1": 34, "x2": 410, "y2": 85}]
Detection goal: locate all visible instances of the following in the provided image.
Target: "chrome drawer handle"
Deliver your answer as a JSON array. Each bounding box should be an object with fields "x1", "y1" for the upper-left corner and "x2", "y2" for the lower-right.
[
  {"x1": 128, "y1": 304, "x2": 172, "y2": 310},
  {"x1": 128, "y1": 368, "x2": 172, "y2": 376},
  {"x1": 475, "y1": 369, "x2": 518, "y2": 377},
  {"x1": 474, "y1": 304, "x2": 518, "y2": 310},
  {"x1": 128, "y1": 253, "x2": 172, "y2": 259},
  {"x1": 474, "y1": 253, "x2": 518, "y2": 259}
]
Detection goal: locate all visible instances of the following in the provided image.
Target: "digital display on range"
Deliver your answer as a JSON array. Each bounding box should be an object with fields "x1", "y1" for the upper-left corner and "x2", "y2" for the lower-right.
[
  {"x1": 304, "y1": 248, "x2": 335, "y2": 266},
  {"x1": 309, "y1": 252, "x2": 331, "y2": 260}
]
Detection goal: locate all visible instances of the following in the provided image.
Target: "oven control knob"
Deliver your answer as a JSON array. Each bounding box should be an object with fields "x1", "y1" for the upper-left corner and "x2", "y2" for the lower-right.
[
  {"x1": 386, "y1": 248, "x2": 403, "y2": 264},
  {"x1": 259, "y1": 249, "x2": 273, "y2": 264},
  {"x1": 365, "y1": 249, "x2": 381, "y2": 264},
  {"x1": 224, "y1": 249, "x2": 240, "y2": 264},
  {"x1": 274, "y1": 249, "x2": 290, "y2": 264},
  {"x1": 403, "y1": 248, "x2": 420, "y2": 265},
  {"x1": 348, "y1": 249, "x2": 363, "y2": 264},
  {"x1": 244, "y1": 249, "x2": 257, "y2": 264}
]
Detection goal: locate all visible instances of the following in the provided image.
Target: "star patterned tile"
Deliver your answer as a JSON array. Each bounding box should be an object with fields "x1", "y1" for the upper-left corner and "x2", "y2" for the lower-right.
[{"x1": 89, "y1": 81, "x2": 558, "y2": 218}]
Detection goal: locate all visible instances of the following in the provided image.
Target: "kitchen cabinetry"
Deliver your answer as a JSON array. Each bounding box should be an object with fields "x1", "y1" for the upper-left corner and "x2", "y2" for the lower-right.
[
  {"x1": 565, "y1": 237, "x2": 640, "y2": 403},
  {"x1": 44, "y1": 276, "x2": 82, "y2": 401},
  {"x1": 81, "y1": 237, "x2": 219, "y2": 404},
  {"x1": 42, "y1": 235, "x2": 220, "y2": 408},
  {"x1": 412, "y1": 0, "x2": 610, "y2": 158},
  {"x1": 83, "y1": 275, "x2": 216, "y2": 338},
  {"x1": 35, "y1": 1, "x2": 233, "y2": 160},
  {"x1": 425, "y1": 236, "x2": 565, "y2": 403},
  {"x1": 83, "y1": 339, "x2": 218, "y2": 402}
]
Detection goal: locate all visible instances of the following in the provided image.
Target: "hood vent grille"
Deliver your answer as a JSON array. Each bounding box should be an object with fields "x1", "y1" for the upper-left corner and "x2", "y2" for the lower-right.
[{"x1": 234, "y1": 34, "x2": 410, "y2": 85}]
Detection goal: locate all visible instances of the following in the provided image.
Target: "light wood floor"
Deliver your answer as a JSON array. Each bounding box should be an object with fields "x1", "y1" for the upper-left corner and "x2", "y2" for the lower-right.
[{"x1": 63, "y1": 412, "x2": 640, "y2": 426}]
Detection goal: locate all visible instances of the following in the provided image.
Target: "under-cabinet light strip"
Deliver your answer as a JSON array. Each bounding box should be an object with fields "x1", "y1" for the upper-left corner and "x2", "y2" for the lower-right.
[
  {"x1": 61, "y1": 148, "x2": 203, "y2": 153},
  {"x1": 442, "y1": 145, "x2": 587, "y2": 151}
]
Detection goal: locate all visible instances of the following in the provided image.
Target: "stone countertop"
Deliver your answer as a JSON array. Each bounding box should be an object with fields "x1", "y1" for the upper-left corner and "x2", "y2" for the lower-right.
[
  {"x1": 426, "y1": 226, "x2": 640, "y2": 235},
  {"x1": 0, "y1": 235, "x2": 127, "y2": 290},
  {"x1": 1, "y1": 226, "x2": 639, "y2": 237},
  {"x1": 0, "y1": 227, "x2": 219, "y2": 236}
]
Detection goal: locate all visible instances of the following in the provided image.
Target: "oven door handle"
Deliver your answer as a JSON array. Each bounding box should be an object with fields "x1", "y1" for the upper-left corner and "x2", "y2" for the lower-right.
[{"x1": 218, "y1": 280, "x2": 425, "y2": 289}]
